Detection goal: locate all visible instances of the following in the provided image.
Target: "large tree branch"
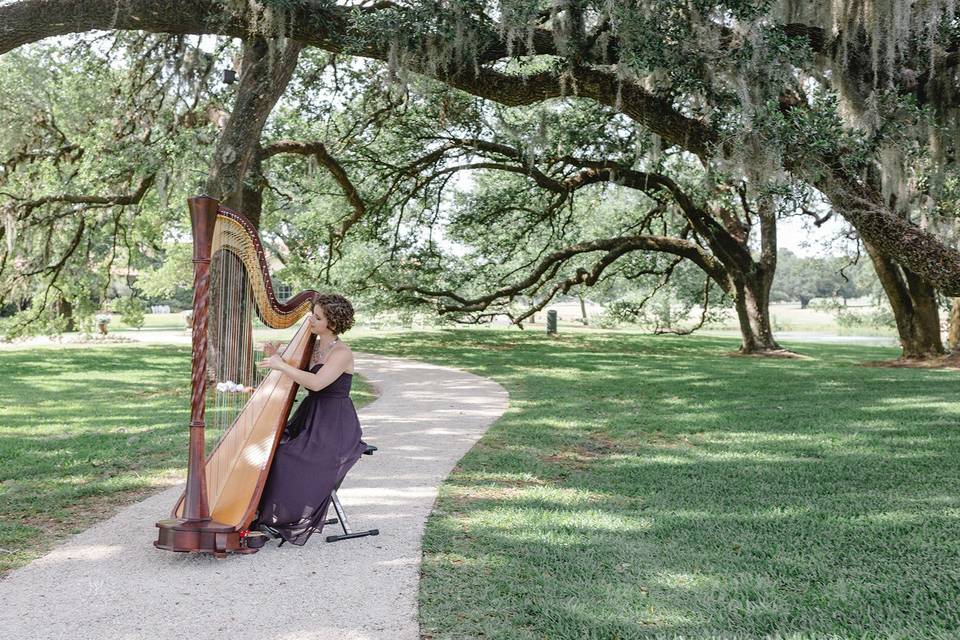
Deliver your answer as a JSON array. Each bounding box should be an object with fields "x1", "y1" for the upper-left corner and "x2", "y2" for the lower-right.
[
  {"x1": 0, "y1": 1, "x2": 544, "y2": 62},
  {"x1": 811, "y1": 166, "x2": 960, "y2": 296},
  {"x1": 262, "y1": 138, "x2": 368, "y2": 278},
  {"x1": 396, "y1": 233, "x2": 726, "y2": 316},
  {"x1": 263, "y1": 139, "x2": 367, "y2": 224},
  {"x1": 428, "y1": 136, "x2": 765, "y2": 292},
  {"x1": 0, "y1": 1, "x2": 247, "y2": 54},
  {"x1": 436, "y1": 66, "x2": 717, "y2": 158},
  {"x1": 10, "y1": 173, "x2": 156, "y2": 216},
  {"x1": 449, "y1": 142, "x2": 756, "y2": 274},
  {"x1": 4, "y1": 0, "x2": 960, "y2": 291}
]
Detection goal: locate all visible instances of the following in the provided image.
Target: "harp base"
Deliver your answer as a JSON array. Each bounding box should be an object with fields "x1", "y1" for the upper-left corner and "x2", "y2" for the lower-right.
[{"x1": 154, "y1": 518, "x2": 258, "y2": 557}]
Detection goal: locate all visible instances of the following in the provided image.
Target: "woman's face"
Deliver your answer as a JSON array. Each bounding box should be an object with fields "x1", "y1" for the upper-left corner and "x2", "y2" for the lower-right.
[{"x1": 309, "y1": 305, "x2": 331, "y2": 336}]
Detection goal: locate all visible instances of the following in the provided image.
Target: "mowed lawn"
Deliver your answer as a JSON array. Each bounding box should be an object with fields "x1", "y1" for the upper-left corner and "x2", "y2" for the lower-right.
[
  {"x1": 2, "y1": 331, "x2": 959, "y2": 637},
  {"x1": 0, "y1": 344, "x2": 375, "y2": 575},
  {"x1": 350, "y1": 331, "x2": 960, "y2": 639}
]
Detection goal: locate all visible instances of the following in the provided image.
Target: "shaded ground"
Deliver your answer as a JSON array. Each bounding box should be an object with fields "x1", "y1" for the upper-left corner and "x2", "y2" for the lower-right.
[
  {"x1": 0, "y1": 353, "x2": 507, "y2": 639},
  {"x1": 347, "y1": 330, "x2": 960, "y2": 639},
  {"x1": 0, "y1": 344, "x2": 375, "y2": 575}
]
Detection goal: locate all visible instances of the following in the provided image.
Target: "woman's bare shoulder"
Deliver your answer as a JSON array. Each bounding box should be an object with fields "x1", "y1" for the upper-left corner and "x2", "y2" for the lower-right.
[{"x1": 332, "y1": 342, "x2": 354, "y2": 372}]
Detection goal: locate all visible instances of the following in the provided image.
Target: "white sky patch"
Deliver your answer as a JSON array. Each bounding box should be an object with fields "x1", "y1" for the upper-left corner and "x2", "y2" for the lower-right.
[{"x1": 777, "y1": 213, "x2": 856, "y2": 258}]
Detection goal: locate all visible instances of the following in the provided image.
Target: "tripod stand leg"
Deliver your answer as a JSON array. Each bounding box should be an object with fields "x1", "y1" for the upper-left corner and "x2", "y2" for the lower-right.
[{"x1": 325, "y1": 490, "x2": 379, "y2": 542}]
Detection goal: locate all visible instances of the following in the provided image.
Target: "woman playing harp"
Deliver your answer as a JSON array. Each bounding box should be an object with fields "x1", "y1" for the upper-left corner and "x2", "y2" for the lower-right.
[
  {"x1": 155, "y1": 195, "x2": 327, "y2": 556},
  {"x1": 253, "y1": 294, "x2": 367, "y2": 546}
]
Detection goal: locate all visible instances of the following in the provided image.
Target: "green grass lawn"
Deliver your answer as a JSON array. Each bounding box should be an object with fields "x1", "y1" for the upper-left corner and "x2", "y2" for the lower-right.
[
  {"x1": 3, "y1": 331, "x2": 959, "y2": 637},
  {"x1": 348, "y1": 330, "x2": 960, "y2": 639},
  {"x1": 110, "y1": 312, "x2": 189, "y2": 331},
  {"x1": 0, "y1": 343, "x2": 375, "y2": 575}
]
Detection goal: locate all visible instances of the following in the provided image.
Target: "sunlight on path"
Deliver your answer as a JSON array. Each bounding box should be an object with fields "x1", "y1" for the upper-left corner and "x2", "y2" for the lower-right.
[{"x1": 0, "y1": 354, "x2": 508, "y2": 640}]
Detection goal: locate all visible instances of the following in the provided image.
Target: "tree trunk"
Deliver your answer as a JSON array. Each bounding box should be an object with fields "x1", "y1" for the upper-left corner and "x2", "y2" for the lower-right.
[
  {"x1": 948, "y1": 298, "x2": 960, "y2": 351},
  {"x1": 58, "y1": 296, "x2": 75, "y2": 333},
  {"x1": 731, "y1": 269, "x2": 782, "y2": 353},
  {"x1": 578, "y1": 293, "x2": 588, "y2": 325},
  {"x1": 865, "y1": 242, "x2": 944, "y2": 359},
  {"x1": 719, "y1": 197, "x2": 782, "y2": 354},
  {"x1": 204, "y1": 37, "x2": 301, "y2": 387},
  {"x1": 205, "y1": 37, "x2": 302, "y2": 223}
]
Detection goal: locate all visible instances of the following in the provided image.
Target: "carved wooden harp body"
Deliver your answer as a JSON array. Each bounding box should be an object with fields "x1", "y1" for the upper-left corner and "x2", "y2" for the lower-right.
[{"x1": 155, "y1": 195, "x2": 317, "y2": 556}]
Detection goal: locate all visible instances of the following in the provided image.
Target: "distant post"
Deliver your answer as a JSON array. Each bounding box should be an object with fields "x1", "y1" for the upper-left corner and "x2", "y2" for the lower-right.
[{"x1": 546, "y1": 310, "x2": 558, "y2": 335}]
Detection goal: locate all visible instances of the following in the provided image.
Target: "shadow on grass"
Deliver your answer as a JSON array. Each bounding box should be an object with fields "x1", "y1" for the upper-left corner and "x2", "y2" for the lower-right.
[
  {"x1": 1, "y1": 342, "x2": 378, "y2": 576},
  {"x1": 354, "y1": 330, "x2": 960, "y2": 638}
]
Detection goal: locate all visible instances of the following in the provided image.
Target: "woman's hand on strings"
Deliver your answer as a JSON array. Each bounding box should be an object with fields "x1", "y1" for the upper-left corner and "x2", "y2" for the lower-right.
[
  {"x1": 258, "y1": 353, "x2": 285, "y2": 371},
  {"x1": 262, "y1": 341, "x2": 283, "y2": 357}
]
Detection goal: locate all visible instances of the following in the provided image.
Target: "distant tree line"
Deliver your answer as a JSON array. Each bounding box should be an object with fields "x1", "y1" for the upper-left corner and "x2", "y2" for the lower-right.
[{"x1": 771, "y1": 250, "x2": 877, "y2": 310}]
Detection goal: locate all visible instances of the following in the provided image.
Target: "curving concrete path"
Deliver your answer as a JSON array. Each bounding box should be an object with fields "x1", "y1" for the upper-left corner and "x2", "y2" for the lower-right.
[{"x1": 0, "y1": 353, "x2": 509, "y2": 640}]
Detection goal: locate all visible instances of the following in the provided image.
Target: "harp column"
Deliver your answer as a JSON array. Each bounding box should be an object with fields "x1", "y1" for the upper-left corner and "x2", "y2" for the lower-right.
[{"x1": 183, "y1": 195, "x2": 219, "y2": 521}]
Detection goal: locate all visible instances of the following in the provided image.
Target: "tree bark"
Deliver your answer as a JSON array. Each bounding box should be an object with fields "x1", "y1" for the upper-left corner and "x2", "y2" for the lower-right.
[
  {"x1": 205, "y1": 37, "x2": 302, "y2": 223},
  {"x1": 578, "y1": 293, "x2": 588, "y2": 326},
  {"x1": 865, "y1": 242, "x2": 944, "y2": 359},
  {"x1": 948, "y1": 298, "x2": 960, "y2": 351},
  {"x1": 729, "y1": 267, "x2": 782, "y2": 353}
]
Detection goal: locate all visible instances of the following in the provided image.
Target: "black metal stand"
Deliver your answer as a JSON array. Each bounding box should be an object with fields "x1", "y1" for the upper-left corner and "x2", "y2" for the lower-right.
[{"x1": 325, "y1": 443, "x2": 380, "y2": 543}]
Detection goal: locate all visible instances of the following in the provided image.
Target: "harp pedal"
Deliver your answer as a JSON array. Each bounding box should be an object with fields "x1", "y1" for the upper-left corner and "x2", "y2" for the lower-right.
[{"x1": 240, "y1": 529, "x2": 269, "y2": 551}]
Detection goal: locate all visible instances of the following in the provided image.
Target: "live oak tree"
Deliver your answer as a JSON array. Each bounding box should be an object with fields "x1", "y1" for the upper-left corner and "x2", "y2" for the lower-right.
[
  {"x1": 366, "y1": 96, "x2": 791, "y2": 352},
  {"x1": 240, "y1": 70, "x2": 779, "y2": 351},
  {"x1": 2, "y1": 0, "x2": 960, "y2": 357},
  {"x1": 0, "y1": 34, "x2": 228, "y2": 335}
]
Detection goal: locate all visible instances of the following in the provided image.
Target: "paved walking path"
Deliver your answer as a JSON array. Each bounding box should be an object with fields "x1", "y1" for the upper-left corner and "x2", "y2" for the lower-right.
[{"x1": 0, "y1": 353, "x2": 509, "y2": 640}]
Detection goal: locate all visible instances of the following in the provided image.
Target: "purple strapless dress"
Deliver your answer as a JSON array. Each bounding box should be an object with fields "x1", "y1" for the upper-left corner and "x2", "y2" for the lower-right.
[{"x1": 254, "y1": 363, "x2": 366, "y2": 545}]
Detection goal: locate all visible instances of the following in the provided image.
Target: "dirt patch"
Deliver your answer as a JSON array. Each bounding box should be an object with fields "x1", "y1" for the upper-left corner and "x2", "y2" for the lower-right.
[
  {"x1": 863, "y1": 354, "x2": 960, "y2": 370},
  {"x1": 133, "y1": 386, "x2": 188, "y2": 399},
  {"x1": 640, "y1": 432, "x2": 694, "y2": 448},
  {"x1": 541, "y1": 435, "x2": 621, "y2": 469},
  {"x1": 542, "y1": 452, "x2": 594, "y2": 470},
  {"x1": 584, "y1": 433, "x2": 620, "y2": 452}
]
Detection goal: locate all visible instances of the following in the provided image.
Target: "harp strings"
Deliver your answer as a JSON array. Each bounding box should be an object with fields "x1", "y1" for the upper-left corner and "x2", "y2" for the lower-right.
[
  {"x1": 199, "y1": 213, "x2": 303, "y2": 518},
  {"x1": 205, "y1": 221, "x2": 264, "y2": 512}
]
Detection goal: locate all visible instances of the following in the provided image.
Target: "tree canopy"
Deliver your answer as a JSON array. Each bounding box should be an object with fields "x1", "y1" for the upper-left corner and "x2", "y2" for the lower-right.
[{"x1": 1, "y1": 1, "x2": 959, "y2": 356}]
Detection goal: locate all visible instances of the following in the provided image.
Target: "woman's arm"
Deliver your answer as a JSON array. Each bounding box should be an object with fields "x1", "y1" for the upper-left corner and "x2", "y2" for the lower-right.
[{"x1": 259, "y1": 347, "x2": 350, "y2": 392}]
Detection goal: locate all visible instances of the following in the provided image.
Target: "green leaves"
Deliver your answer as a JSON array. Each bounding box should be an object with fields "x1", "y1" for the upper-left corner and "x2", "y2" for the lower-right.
[{"x1": 0, "y1": 34, "x2": 234, "y2": 334}]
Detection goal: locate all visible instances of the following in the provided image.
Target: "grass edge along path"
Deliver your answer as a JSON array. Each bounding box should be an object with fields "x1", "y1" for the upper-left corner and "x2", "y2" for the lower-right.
[
  {"x1": 0, "y1": 343, "x2": 376, "y2": 577},
  {"x1": 349, "y1": 330, "x2": 960, "y2": 640}
]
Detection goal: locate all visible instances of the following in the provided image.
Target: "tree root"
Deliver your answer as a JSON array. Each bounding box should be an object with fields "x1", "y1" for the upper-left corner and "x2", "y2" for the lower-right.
[{"x1": 728, "y1": 348, "x2": 809, "y2": 359}]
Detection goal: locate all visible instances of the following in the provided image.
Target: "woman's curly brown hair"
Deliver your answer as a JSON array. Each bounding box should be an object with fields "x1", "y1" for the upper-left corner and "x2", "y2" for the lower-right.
[{"x1": 312, "y1": 293, "x2": 355, "y2": 335}]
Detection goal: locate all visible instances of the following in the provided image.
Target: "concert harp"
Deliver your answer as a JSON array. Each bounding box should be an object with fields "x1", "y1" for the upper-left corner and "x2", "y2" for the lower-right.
[{"x1": 155, "y1": 195, "x2": 317, "y2": 556}]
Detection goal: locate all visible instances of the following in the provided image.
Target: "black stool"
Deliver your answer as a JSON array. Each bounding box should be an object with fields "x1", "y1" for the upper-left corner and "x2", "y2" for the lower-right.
[{"x1": 324, "y1": 443, "x2": 380, "y2": 542}]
